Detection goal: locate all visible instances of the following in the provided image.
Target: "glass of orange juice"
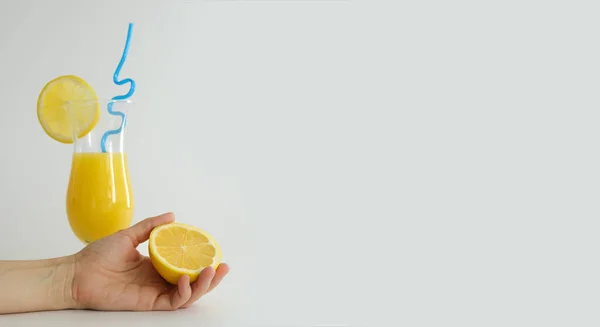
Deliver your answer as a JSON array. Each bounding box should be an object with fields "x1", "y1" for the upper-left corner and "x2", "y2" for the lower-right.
[{"x1": 65, "y1": 99, "x2": 134, "y2": 244}]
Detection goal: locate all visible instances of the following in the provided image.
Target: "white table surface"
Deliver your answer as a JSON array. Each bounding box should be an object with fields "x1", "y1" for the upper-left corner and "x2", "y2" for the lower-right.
[
  {"x1": 0, "y1": 291, "x2": 360, "y2": 327},
  {"x1": 0, "y1": 304, "x2": 246, "y2": 327}
]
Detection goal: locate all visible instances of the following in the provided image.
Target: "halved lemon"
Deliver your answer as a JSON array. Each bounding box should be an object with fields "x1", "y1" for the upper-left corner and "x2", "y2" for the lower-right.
[
  {"x1": 37, "y1": 75, "x2": 100, "y2": 144},
  {"x1": 149, "y1": 222, "x2": 222, "y2": 285}
]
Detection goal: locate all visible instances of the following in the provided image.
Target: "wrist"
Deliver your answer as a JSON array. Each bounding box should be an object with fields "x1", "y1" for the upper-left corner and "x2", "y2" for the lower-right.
[
  {"x1": 52, "y1": 255, "x2": 77, "y2": 310},
  {"x1": 0, "y1": 255, "x2": 77, "y2": 314}
]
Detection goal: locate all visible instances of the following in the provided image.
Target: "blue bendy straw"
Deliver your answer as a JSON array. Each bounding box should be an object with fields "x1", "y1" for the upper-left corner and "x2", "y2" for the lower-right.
[{"x1": 100, "y1": 22, "x2": 136, "y2": 153}]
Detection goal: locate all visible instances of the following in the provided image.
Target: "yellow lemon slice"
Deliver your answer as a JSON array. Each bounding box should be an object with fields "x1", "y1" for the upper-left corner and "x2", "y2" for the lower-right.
[
  {"x1": 149, "y1": 223, "x2": 222, "y2": 285},
  {"x1": 37, "y1": 75, "x2": 100, "y2": 144}
]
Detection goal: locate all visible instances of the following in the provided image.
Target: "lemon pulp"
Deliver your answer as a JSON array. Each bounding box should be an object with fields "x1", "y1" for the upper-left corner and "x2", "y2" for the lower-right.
[{"x1": 149, "y1": 223, "x2": 222, "y2": 285}]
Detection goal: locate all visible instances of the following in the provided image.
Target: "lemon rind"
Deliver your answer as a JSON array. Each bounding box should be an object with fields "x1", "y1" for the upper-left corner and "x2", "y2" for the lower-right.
[{"x1": 36, "y1": 75, "x2": 100, "y2": 144}]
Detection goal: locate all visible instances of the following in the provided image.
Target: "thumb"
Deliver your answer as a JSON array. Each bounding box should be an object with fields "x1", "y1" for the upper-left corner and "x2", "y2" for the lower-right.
[{"x1": 122, "y1": 212, "x2": 175, "y2": 246}]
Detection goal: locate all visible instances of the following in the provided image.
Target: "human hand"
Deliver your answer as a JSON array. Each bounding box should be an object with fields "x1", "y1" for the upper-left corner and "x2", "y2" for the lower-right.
[{"x1": 71, "y1": 213, "x2": 230, "y2": 311}]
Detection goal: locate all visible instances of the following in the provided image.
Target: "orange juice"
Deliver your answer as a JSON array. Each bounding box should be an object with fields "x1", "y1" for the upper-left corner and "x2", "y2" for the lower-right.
[{"x1": 66, "y1": 152, "x2": 134, "y2": 243}]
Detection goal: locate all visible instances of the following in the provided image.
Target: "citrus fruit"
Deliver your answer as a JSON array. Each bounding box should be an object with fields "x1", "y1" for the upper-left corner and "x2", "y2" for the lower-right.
[
  {"x1": 37, "y1": 75, "x2": 100, "y2": 144},
  {"x1": 149, "y1": 222, "x2": 222, "y2": 285}
]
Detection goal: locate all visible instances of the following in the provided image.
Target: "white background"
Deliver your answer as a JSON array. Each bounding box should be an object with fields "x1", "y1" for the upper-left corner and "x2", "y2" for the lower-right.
[{"x1": 0, "y1": 0, "x2": 599, "y2": 326}]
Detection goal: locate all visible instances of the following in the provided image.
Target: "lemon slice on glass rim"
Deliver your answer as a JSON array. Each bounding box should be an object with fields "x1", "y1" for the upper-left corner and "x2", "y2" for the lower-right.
[
  {"x1": 149, "y1": 222, "x2": 223, "y2": 285},
  {"x1": 37, "y1": 75, "x2": 100, "y2": 144}
]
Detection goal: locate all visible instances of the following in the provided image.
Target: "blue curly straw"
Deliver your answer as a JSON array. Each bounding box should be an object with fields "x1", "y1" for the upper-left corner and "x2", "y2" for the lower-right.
[{"x1": 100, "y1": 23, "x2": 136, "y2": 153}]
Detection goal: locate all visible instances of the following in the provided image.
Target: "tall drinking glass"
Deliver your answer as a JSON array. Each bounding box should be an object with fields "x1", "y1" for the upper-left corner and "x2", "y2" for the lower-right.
[{"x1": 65, "y1": 99, "x2": 134, "y2": 244}]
